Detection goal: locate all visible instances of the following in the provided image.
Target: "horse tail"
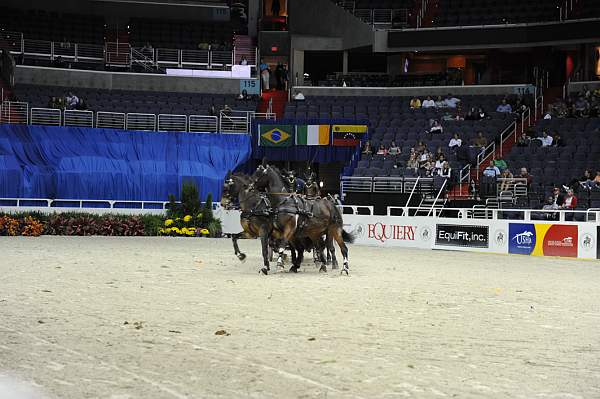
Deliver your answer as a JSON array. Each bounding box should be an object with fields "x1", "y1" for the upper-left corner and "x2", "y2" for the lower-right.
[{"x1": 342, "y1": 229, "x2": 355, "y2": 244}]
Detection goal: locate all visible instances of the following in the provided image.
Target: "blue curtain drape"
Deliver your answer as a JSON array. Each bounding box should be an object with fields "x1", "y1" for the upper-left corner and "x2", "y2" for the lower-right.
[{"x1": 0, "y1": 125, "x2": 251, "y2": 200}]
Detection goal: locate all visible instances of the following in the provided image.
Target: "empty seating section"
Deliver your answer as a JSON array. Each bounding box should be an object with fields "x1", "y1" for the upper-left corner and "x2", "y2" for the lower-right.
[
  {"x1": 129, "y1": 18, "x2": 236, "y2": 50},
  {"x1": 503, "y1": 118, "x2": 600, "y2": 208},
  {"x1": 435, "y1": 0, "x2": 558, "y2": 26},
  {"x1": 0, "y1": 7, "x2": 104, "y2": 44},
  {"x1": 319, "y1": 73, "x2": 461, "y2": 87},
  {"x1": 285, "y1": 95, "x2": 515, "y2": 178},
  {"x1": 15, "y1": 84, "x2": 258, "y2": 116}
]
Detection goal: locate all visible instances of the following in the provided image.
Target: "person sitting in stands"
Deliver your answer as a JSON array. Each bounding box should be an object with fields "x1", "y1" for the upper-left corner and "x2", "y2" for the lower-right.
[
  {"x1": 572, "y1": 169, "x2": 594, "y2": 191},
  {"x1": 561, "y1": 189, "x2": 577, "y2": 210},
  {"x1": 47, "y1": 96, "x2": 58, "y2": 109},
  {"x1": 434, "y1": 154, "x2": 446, "y2": 171},
  {"x1": 434, "y1": 146, "x2": 445, "y2": 160},
  {"x1": 418, "y1": 149, "x2": 433, "y2": 169},
  {"x1": 574, "y1": 96, "x2": 589, "y2": 117},
  {"x1": 465, "y1": 107, "x2": 478, "y2": 120},
  {"x1": 478, "y1": 107, "x2": 488, "y2": 120},
  {"x1": 483, "y1": 161, "x2": 500, "y2": 178},
  {"x1": 388, "y1": 141, "x2": 401, "y2": 155},
  {"x1": 444, "y1": 93, "x2": 461, "y2": 108},
  {"x1": 541, "y1": 195, "x2": 560, "y2": 220},
  {"x1": 240, "y1": 56, "x2": 248, "y2": 65},
  {"x1": 409, "y1": 97, "x2": 421, "y2": 109},
  {"x1": 496, "y1": 98, "x2": 513, "y2": 113},
  {"x1": 362, "y1": 140, "x2": 373, "y2": 154},
  {"x1": 421, "y1": 96, "x2": 435, "y2": 108},
  {"x1": 434, "y1": 95, "x2": 445, "y2": 108},
  {"x1": 448, "y1": 133, "x2": 462, "y2": 150},
  {"x1": 552, "y1": 132, "x2": 564, "y2": 147},
  {"x1": 519, "y1": 167, "x2": 533, "y2": 187},
  {"x1": 376, "y1": 144, "x2": 387, "y2": 155},
  {"x1": 414, "y1": 140, "x2": 426, "y2": 154},
  {"x1": 499, "y1": 169, "x2": 514, "y2": 192},
  {"x1": 551, "y1": 186, "x2": 565, "y2": 207},
  {"x1": 66, "y1": 92, "x2": 79, "y2": 110},
  {"x1": 222, "y1": 104, "x2": 232, "y2": 116},
  {"x1": 516, "y1": 132, "x2": 531, "y2": 147},
  {"x1": 407, "y1": 149, "x2": 419, "y2": 171},
  {"x1": 438, "y1": 161, "x2": 452, "y2": 178},
  {"x1": 593, "y1": 171, "x2": 600, "y2": 189},
  {"x1": 537, "y1": 131, "x2": 553, "y2": 147},
  {"x1": 472, "y1": 131, "x2": 488, "y2": 150},
  {"x1": 429, "y1": 119, "x2": 443, "y2": 134}
]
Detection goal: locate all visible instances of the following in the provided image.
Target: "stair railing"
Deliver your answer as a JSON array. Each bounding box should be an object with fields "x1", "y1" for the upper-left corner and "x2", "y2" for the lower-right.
[{"x1": 427, "y1": 178, "x2": 447, "y2": 217}]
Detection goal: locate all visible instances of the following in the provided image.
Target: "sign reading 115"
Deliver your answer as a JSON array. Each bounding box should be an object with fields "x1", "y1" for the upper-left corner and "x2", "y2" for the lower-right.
[{"x1": 240, "y1": 79, "x2": 260, "y2": 95}]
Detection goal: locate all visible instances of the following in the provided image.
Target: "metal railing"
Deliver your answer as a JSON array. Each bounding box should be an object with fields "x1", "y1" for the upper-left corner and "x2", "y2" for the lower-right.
[
  {"x1": 499, "y1": 120, "x2": 518, "y2": 157},
  {"x1": 97, "y1": 111, "x2": 126, "y2": 129},
  {"x1": 341, "y1": 176, "x2": 435, "y2": 197},
  {"x1": 496, "y1": 178, "x2": 528, "y2": 197},
  {"x1": 157, "y1": 114, "x2": 187, "y2": 132},
  {"x1": 4, "y1": 102, "x2": 258, "y2": 134},
  {"x1": 0, "y1": 101, "x2": 28, "y2": 124},
  {"x1": 340, "y1": 176, "x2": 372, "y2": 194},
  {"x1": 64, "y1": 110, "x2": 94, "y2": 127},
  {"x1": 189, "y1": 115, "x2": 219, "y2": 133},
  {"x1": 458, "y1": 163, "x2": 471, "y2": 196},
  {"x1": 126, "y1": 113, "x2": 157, "y2": 131},
  {"x1": 352, "y1": 8, "x2": 409, "y2": 27},
  {"x1": 30, "y1": 107, "x2": 61, "y2": 126},
  {"x1": 4, "y1": 30, "x2": 250, "y2": 72}
]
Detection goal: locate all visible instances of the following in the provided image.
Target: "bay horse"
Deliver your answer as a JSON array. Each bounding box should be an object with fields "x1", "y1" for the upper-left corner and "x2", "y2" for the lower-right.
[{"x1": 252, "y1": 164, "x2": 354, "y2": 275}]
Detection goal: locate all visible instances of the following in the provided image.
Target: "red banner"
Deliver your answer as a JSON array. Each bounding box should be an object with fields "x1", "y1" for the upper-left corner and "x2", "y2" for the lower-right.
[{"x1": 542, "y1": 225, "x2": 578, "y2": 257}]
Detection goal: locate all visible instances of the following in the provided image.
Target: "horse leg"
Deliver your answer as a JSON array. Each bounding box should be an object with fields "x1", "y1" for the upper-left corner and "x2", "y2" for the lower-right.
[
  {"x1": 316, "y1": 240, "x2": 328, "y2": 273},
  {"x1": 326, "y1": 233, "x2": 339, "y2": 270},
  {"x1": 289, "y1": 243, "x2": 301, "y2": 273},
  {"x1": 259, "y1": 229, "x2": 271, "y2": 275},
  {"x1": 232, "y1": 234, "x2": 246, "y2": 261},
  {"x1": 276, "y1": 218, "x2": 297, "y2": 271},
  {"x1": 332, "y1": 228, "x2": 350, "y2": 275}
]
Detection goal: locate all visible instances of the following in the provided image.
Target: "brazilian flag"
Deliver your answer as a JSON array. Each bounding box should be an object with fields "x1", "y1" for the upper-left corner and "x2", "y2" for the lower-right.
[{"x1": 259, "y1": 124, "x2": 294, "y2": 147}]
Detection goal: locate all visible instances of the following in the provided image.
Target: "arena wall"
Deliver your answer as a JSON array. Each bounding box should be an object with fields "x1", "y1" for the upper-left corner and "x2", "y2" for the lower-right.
[
  {"x1": 15, "y1": 66, "x2": 249, "y2": 94},
  {"x1": 217, "y1": 208, "x2": 599, "y2": 260},
  {"x1": 291, "y1": 84, "x2": 535, "y2": 97}
]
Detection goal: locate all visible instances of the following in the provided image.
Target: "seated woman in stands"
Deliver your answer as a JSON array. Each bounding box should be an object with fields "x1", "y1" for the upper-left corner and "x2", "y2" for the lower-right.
[
  {"x1": 388, "y1": 141, "x2": 401, "y2": 156},
  {"x1": 376, "y1": 144, "x2": 388, "y2": 156},
  {"x1": 434, "y1": 146, "x2": 445, "y2": 160},
  {"x1": 498, "y1": 169, "x2": 514, "y2": 192},
  {"x1": 516, "y1": 132, "x2": 531, "y2": 147},
  {"x1": 362, "y1": 140, "x2": 373, "y2": 155},
  {"x1": 409, "y1": 97, "x2": 421, "y2": 109},
  {"x1": 560, "y1": 189, "x2": 577, "y2": 211},
  {"x1": 407, "y1": 149, "x2": 419, "y2": 172},
  {"x1": 434, "y1": 95, "x2": 446, "y2": 108},
  {"x1": 438, "y1": 161, "x2": 452, "y2": 178},
  {"x1": 429, "y1": 119, "x2": 443, "y2": 134},
  {"x1": 414, "y1": 140, "x2": 426, "y2": 154},
  {"x1": 448, "y1": 133, "x2": 462, "y2": 150},
  {"x1": 434, "y1": 154, "x2": 446, "y2": 172},
  {"x1": 477, "y1": 107, "x2": 488, "y2": 120}
]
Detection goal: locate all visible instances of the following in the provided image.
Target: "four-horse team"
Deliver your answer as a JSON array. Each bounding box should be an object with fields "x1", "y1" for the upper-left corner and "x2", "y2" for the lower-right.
[{"x1": 221, "y1": 162, "x2": 355, "y2": 275}]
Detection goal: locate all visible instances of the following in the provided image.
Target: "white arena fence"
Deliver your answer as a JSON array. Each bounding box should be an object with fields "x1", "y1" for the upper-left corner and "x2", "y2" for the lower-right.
[
  {"x1": 1, "y1": 101, "x2": 275, "y2": 134},
  {"x1": 2, "y1": 198, "x2": 598, "y2": 260}
]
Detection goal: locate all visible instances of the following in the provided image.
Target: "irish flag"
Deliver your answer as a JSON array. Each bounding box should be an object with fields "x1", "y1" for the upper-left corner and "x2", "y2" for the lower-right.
[{"x1": 295, "y1": 125, "x2": 330, "y2": 146}]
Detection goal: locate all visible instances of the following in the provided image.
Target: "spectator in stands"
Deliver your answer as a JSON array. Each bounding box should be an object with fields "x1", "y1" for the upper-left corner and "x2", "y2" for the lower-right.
[
  {"x1": 519, "y1": 167, "x2": 533, "y2": 187},
  {"x1": 477, "y1": 107, "x2": 489, "y2": 120},
  {"x1": 422, "y1": 96, "x2": 435, "y2": 108},
  {"x1": 434, "y1": 154, "x2": 446, "y2": 171},
  {"x1": 483, "y1": 161, "x2": 500, "y2": 178},
  {"x1": 593, "y1": 171, "x2": 600, "y2": 189},
  {"x1": 47, "y1": 96, "x2": 58, "y2": 109},
  {"x1": 465, "y1": 107, "x2": 478, "y2": 120},
  {"x1": 541, "y1": 196, "x2": 560, "y2": 220},
  {"x1": 419, "y1": 150, "x2": 433, "y2": 174},
  {"x1": 240, "y1": 56, "x2": 248, "y2": 65},
  {"x1": 66, "y1": 92, "x2": 79, "y2": 110},
  {"x1": 409, "y1": 97, "x2": 421, "y2": 109},
  {"x1": 414, "y1": 141, "x2": 426, "y2": 154},
  {"x1": 434, "y1": 146, "x2": 445, "y2": 160},
  {"x1": 388, "y1": 141, "x2": 401, "y2": 156},
  {"x1": 376, "y1": 144, "x2": 387, "y2": 156},
  {"x1": 536, "y1": 131, "x2": 553, "y2": 147},
  {"x1": 444, "y1": 93, "x2": 460, "y2": 108},
  {"x1": 571, "y1": 169, "x2": 594, "y2": 191},
  {"x1": 499, "y1": 169, "x2": 514, "y2": 192},
  {"x1": 496, "y1": 99, "x2": 513, "y2": 113},
  {"x1": 208, "y1": 105, "x2": 217, "y2": 117},
  {"x1": 574, "y1": 96, "x2": 589, "y2": 117},
  {"x1": 362, "y1": 140, "x2": 373, "y2": 155},
  {"x1": 259, "y1": 59, "x2": 270, "y2": 91},
  {"x1": 223, "y1": 105, "x2": 232, "y2": 116},
  {"x1": 76, "y1": 98, "x2": 87, "y2": 111},
  {"x1": 561, "y1": 189, "x2": 577, "y2": 210},
  {"x1": 237, "y1": 90, "x2": 249, "y2": 101},
  {"x1": 551, "y1": 187, "x2": 565, "y2": 207},
  {"x1": 434, "y1": 95, "x2": 446, "y2": 108},
  {"x1": 53, "y1": 56, "x2": 65, "y2": 68},
  {"x1": 472, "y1": 131, "x2": 488, "y2": 150},
  {"x1": 438, "y1": 161, "x2": 451, "y2": 178},
  {"x1": 429, "y1": 119, "x2": 443, "y2": 134},
  {"x1": 448, "y1": 133, "x2": 462, "y2": 150},
  {"x1": 516, "y1": 132, "x2": 531, "y2": 147},
  {"x1": 407, "y1": 149, "x2": 419, "y2": 172},
  {"x1": 552, "y1": 132, "x2": 564, "y2": 147}
]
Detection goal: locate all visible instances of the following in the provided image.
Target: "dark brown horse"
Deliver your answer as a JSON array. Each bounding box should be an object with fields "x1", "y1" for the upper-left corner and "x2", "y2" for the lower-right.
[{"x1": 252, "y1": 164, "x2": 354, "y2": 274}]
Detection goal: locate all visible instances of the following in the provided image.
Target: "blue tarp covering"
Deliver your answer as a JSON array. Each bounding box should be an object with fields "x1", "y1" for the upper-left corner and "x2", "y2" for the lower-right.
[{"x1": 0, "y1": 125, "x2": 251, "y2": 200}]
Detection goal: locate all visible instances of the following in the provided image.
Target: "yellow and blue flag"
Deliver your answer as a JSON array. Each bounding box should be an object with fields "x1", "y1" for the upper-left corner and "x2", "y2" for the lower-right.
[{"x1": 258, "y1": 125, "x2": 294, "y2": 147}]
